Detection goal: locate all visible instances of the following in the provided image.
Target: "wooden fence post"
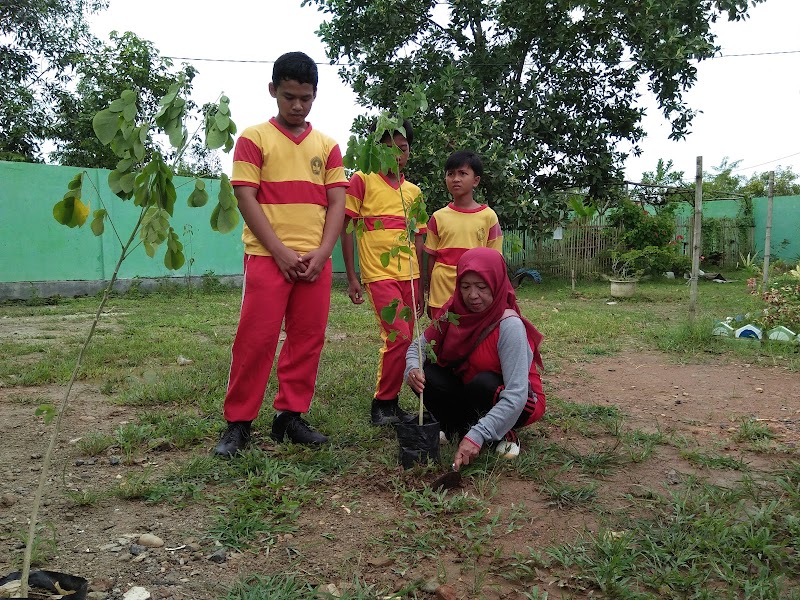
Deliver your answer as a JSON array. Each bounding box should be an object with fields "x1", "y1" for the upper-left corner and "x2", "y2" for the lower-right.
[
  {"x1": 762, "y1": 171, "x2": 774, "y2": 287},
  {"x1": 689, "y1": 156, "x2": 703, "y2": 322}
]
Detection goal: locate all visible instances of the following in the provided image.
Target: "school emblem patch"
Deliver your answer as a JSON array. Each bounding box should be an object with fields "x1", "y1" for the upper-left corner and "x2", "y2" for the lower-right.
[
  {"x1": 477, "y1": 227, "x2": 486, "y2": 242},
  {"x1": 310, "y1": 156, "x2": 323, "y2": 175}
]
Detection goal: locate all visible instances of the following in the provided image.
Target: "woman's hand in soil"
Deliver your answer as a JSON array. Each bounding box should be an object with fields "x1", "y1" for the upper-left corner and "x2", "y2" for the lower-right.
[
  {"x1": 454, "y1": 437, "x2": 480, "y2": 470},
  {"x1": 406, "y1": 368, "x2": 425, "y2": 394}
]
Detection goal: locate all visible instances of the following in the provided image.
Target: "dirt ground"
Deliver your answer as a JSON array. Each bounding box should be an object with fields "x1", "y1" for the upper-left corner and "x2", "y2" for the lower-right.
[{"x1": 0, "y1": 350, "x2": 798, "y2": 599}]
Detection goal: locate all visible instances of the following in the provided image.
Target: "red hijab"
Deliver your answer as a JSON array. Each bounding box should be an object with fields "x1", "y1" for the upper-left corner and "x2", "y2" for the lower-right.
[{"x1": 424, "y1": 247, "x2": 543, "y2": 369}]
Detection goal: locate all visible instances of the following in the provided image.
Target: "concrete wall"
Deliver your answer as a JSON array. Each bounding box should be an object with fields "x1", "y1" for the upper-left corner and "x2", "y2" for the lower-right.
[{"x1": 1, "y1": 161, "x2": 349, "y2": 298}]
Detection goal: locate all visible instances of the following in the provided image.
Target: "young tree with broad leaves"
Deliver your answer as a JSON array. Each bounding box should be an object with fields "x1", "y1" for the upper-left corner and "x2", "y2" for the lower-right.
[
  {"x1": 49, "y1": 31, "x2": 203, "y2": 171},
  {"x1": 303, "y1": 0, "x2": 765, "y2": 232}
]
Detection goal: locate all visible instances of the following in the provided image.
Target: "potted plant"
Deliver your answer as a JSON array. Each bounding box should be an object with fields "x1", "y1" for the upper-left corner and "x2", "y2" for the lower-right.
[{"x1": 609, "y1": 249, "x2": 644, "y2": 297}]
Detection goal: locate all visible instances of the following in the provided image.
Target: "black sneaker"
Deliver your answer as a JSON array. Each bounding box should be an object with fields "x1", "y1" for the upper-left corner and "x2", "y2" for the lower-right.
[
  {"x1": 213, "y1": 421, "x2": 251, "y2": 458},
  {"x1": 271, "y1": 412, "x2": 328, "y2": 445},
  {"x1": 371, "y1": 398, "x2": 409, "y2": 426}
]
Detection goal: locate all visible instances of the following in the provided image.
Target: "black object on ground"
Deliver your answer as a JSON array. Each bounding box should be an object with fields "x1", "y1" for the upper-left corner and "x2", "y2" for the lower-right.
[
  {"x1": 0, "y1": 570, "x2": 88, "y2": 599},
  {"x1": 395, "y1": 412, "x2": 441, "y2": 469}
]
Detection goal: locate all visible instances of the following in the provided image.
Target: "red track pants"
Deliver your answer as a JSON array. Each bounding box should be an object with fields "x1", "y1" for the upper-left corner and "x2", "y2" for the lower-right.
[{"x1": 223, "y1": 254, "x2": 332, "y2": 422}]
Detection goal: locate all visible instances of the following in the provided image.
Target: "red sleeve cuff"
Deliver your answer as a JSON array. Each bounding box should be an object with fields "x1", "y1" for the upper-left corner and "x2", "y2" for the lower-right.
[{"x1": 463, "y1": 436, "x2": 481, "y2": 449}]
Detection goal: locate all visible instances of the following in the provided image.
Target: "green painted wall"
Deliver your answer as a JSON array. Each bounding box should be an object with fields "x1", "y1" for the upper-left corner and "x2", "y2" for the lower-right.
[
  {"x1": 753, "y1": 196, "x2": 800, "y2": 263},
  {"x1": 674, "y1": 196, "x2": 800, "y2": 263},
  {"x1": 1, "y1": 161, "x2": 348, "y2": 285}
]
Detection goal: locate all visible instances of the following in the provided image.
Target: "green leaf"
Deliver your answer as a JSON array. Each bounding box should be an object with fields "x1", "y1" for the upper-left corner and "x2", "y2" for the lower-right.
[
  {"x1": 206, "y1": 124, "x2": 227, "y2": 150},
  {"x1": 167, "y1": 124, "x2": 186, "y2": 148},
  {"x1": 398, "y1": 245, "x2": 413, "y2": 255},
  {"x1": 373, "y1": 219, "x2": 384, "y2": 230},
  {"x1": 91, "y1": 209, "x2": 107, "y2": 236},
  {"x1": 398, "y1": 306, "x2": 412, "y2": 322},
  {"x1": 53, "y1": 195, "x2": 89, "y2": 228},
  {"x1": 217, "y1": 174, "x2": 237, "y2": 210},
  {"x1": 214, "y1": 113, "x2": 230, "y2": 131},
  {"x1": 120, "y1": 89, "x2": 137, "y2": 103},
  {"x1": 210, "y1": 203, "x2": 239, "y2": 234},
  {"x1": 187, "y1": 186, "x2": 209, "y2": 207},
  {"x1": 35, "y1": 404, "x2": 57, "y2": 425},
  {"x1": 122, "y1": 102, "x2": 137, "y2": 122},
  {"x1": 67, "y1": 173, "x2": 83, "y2": 190},
  {"x1": 387, "y1": 330, "x2": 400, "y2": 342},
  {"x1": 379, "y1": 299, "x2": 399, "y2": 324},
  {"x1": 379, "y1": 252, "x2": 391, "y2": 268},
  {"x1": 164, "y1": 228, "x2": 185, "y2": 270},
  {"x1": 92, "y1": 109, "x2": 121, "y2": 145},
  {"x1": 108, "y1": 169, "x2": 135, "y2": 195},
  {"x1": 446, "y1": 312, "x2": 460, "y2": 325},
  {"x1": 108, "y1": 98, "x2": 126, "y2": 113}
]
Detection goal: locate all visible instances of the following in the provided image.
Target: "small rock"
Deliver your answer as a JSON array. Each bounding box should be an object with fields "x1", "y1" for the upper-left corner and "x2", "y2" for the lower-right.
[
  {"x1": 367, "y1": 555, "x2": 394, "y2": 568},
  {"x1": 87, "y1": 592, "x2": 108, "y2": 600},
  {"x1": 315, "y1": 583, "x2": 340, "y2": 598},
  {"x1": 122, "y1": 587, "x2": 151, "y2": 600},
  {"x1": 756, "y1": 387, "x2": 764, "y2": 393},
  {"x1": 110, "y1": 456, "x2": 121, "y2": 466},
  {"x1": 177, "y1": 355, "x2": 194, "y2": 366},
  {"x1": 30, "y1": 453, "x2": 42, "y2": 459},
  {"x1": 75, "y1": 459, "x2": 85, "y2": 466},
  {"x1": 138, "y1": 533, "x2": 164, "y2": 548},
  {"x1": 129, "y1": 543, "x2": 148, "y2": 556},
  {"x1": 90, "y1": 578, "x2": 114, "y2": 592},
  {"x1": 208, "y1": 548, "x2": 227, "y2": 563},
  {"x1": 0, "y1": 494, "x2": 17, "y2": 507},
  {"x1": 421, "y1": 579, "x2": 439, "y2": 593},
  {"x1": 435, "y1": 584, "x2": 457, "y2": 600},
  {"x1": 682, "y1": 392, "x2": 689, "y2": 397},
  {"x1": 64, "y1": 512, "x2": 75, "y2": 521}
]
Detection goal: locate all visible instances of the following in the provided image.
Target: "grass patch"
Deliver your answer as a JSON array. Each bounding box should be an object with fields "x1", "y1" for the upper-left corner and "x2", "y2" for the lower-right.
[{"x1": 1, "y1": 276, "x2": 798, "y2": 597}]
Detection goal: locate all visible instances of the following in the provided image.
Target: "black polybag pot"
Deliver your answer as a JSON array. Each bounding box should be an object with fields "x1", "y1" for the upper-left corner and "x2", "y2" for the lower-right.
[
  {"x1": 0, "y1": 570, "x2": 88, "y2": 599},
  {"x1": 394, "y1": 412, "x2": 441, "y2": 469}
]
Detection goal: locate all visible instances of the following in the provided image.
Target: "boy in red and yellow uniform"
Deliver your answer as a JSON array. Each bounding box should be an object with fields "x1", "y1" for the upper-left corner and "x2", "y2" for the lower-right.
[
  {"x1": 341, "y1": 120, "x2": 426, "y2": 425},
  {"x1": 214, "y1": 51, "x2": 348, "y2": 457},
  {"x1": 425, "y1": 150, "x2": 503, "y2": 320}
]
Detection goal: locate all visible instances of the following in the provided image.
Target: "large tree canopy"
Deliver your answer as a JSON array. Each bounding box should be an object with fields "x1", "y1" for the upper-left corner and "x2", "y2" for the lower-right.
[
  {"x1": 305, "y1": 0, "x2": 764, "y2": 230},
  {"x1": 49, "y1": 31, "x2": 198, "y2": 170},
  {"x1": 0, "y1": 0, "x2": 107, "y2": 161}
]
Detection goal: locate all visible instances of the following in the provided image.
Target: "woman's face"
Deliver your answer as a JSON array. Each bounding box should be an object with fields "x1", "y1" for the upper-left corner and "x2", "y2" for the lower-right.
[{"x1": 459, "y1": 272, "x2": 494, "y2": 313}]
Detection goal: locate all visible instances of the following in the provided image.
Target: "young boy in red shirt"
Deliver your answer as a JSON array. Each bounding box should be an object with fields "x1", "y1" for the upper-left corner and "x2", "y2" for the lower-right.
[
  {"x1": 425, "y1": 150, "x2": 503, "y2": 320},
  {"x1": 214, "y1": 51, "x2": 348, "y2": 457},
  {"x1": 340, "y1": 120, "x2": 426, "y2": 425}
]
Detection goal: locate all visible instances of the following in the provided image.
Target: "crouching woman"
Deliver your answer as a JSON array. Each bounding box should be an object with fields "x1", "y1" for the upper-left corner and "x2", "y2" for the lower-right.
[{"x1": 405, "y1": 247, "x2": 546, "y2": 470}]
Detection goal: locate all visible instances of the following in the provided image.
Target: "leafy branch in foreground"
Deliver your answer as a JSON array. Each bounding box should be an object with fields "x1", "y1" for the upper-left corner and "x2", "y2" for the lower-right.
[{"x1": 20, "y1": 80, "x2": 240, "y2": 596}]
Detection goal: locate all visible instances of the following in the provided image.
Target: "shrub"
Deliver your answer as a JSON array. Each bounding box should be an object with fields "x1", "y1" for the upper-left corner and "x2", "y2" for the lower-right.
[{"x1": 753, "y1": 269, "x2": 800, "y2": 332}]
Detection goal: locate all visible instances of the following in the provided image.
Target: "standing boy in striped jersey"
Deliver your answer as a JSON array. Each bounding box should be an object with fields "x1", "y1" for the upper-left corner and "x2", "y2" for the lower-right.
[
  {"x1": 340, "y1": 120, "x2": 426, "y2": 425},
  {"x1": 425, "y1": 150, "x2": 503, "y2": 320},
  {"x1": 214, "y1": 51, "x2": 348, "y2": 457}
]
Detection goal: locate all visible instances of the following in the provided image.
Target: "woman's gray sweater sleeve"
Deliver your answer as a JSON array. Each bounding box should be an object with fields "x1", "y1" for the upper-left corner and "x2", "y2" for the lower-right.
[
  {"x1": 404, "y1": 333, "x2": 428, "y2": 380},
  {"x1": 465, "y1": 317, "x2": 532, "y2": 448}
]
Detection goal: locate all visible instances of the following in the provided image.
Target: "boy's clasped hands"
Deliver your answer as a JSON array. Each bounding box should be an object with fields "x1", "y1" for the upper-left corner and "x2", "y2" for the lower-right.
[{"x1": 272, "y1": 243, "x2": 328, "y2": 283}]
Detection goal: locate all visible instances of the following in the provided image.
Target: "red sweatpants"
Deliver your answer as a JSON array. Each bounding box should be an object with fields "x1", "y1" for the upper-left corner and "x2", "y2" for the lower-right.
[
  {"x1": 364, "y1": 278, "x2": 420, "y2": 401},
  {"x1": 223, "y1": 255, "x2": 332, "y2": 422}
]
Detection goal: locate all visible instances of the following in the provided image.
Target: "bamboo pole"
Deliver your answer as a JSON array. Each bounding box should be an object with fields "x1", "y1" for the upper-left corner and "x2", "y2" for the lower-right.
[
  {"x1": 762, "y1": 171, "x2": 774, "y2": 287},
  {"x1": 689, "y1": 156, "x2": 703, "y2": 322}
]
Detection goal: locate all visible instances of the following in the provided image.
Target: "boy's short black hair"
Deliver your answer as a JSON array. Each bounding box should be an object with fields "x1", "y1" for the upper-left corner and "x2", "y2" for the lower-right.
[
  {"x1": 273, "y1": 52, "x2": 318, "y2": 92},
  {"x1": 370, "y1": 118, "x2": 414, "y2": 147},
  {"x1": 445, "y1": 150, "x2": 484, "y2": 178}
]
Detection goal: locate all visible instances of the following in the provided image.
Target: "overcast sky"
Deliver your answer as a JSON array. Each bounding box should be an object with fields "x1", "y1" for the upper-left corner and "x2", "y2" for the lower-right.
[{"x1": 89, "y1": 0, "x2": 800, "y2": 184}]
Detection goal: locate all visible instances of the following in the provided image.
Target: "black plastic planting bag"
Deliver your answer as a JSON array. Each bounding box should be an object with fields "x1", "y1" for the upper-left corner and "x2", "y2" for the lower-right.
[
  {"x1": 394, "y1": 412, "x2": 440, "y2": 469},
  {"x1": 0, "y1": 570, "x2": 88, "y2": 599}
]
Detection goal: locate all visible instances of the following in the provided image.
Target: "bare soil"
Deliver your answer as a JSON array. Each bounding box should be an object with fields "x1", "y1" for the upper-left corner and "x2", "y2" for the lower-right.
[{"x1": 0, "y1": 351, "x2": 798, "y2": 599}]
